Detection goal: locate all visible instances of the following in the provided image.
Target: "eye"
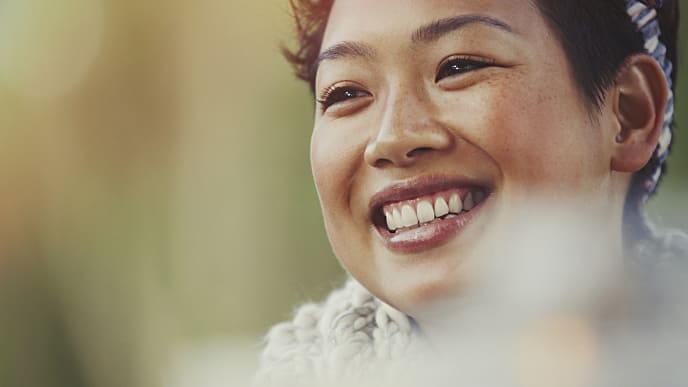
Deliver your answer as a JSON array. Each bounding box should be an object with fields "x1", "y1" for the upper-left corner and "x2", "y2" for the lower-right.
[
  {"x1": 317, "y1": 84, "x2": 372, "y2": 113},
  {"x1": 435, "y1": 56, "x2": 496, "y2": 83}
]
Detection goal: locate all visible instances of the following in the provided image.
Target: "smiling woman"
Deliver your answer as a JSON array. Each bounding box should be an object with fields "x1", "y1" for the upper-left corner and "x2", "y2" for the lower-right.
[{"x1": 257, "y1": 1, "x2": 685, "y2": 385}]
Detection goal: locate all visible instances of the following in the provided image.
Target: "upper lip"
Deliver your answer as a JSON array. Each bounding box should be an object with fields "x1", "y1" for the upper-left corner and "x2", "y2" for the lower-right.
[{"x1": 368, "y1": 175, "x2": 491, "y2": 222}]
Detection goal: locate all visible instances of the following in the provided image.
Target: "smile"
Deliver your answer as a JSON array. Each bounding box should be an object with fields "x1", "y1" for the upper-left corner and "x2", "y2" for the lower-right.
[
  {"x1": 370, "y1": 177, "x2": 492, "y2": 254},
  {"x1": 383, "y1": 189, "x2": 486, "y2": 232}
]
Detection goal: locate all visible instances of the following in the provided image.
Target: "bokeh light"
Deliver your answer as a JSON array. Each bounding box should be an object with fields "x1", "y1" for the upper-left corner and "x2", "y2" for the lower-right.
[{"x1": 0, "y1": 1, "x2": 685, "y2": 386}]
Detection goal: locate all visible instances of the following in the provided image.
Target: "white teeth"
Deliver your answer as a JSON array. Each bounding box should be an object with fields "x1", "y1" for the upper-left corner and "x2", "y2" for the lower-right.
[
  {"x1": 401, "y1": 204, "x2": 419, "y2": 227},
  {"x1": 474, "y1": 190, "x2": 485, "y2": 206},
  {"x1": 434, "y1": 197, "x2": 449, "y2": 218},
  {"x1": 385, "y1": 211, "x2": 396, "y2": 231},
  {"x1": 463, "y1": 192, "x2": 474, "y2": 211},
  {"x1": 383, "y1": 189, "x2": 488, "y2": 232},
  {"x1": 392, "y1": 208, "x2": 402, "y2": 229},
  {"x1": 448, "y1": 193, "x2": 462, "y2": 213},
  {"x1": 416, "y1": 201, "x2": 434, "y2": 224}
]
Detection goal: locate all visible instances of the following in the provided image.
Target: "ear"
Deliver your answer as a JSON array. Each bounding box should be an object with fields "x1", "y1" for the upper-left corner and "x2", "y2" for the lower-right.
[{"x1": 610, "y1": 54, "x2": 668, "y2": 173}]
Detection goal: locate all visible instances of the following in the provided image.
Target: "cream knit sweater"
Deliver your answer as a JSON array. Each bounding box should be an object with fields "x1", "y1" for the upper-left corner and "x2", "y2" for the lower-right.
[
  {"x1": 255, "y1": 278, "x2": 426, "y2": 386},
  {"x1": 256, "y1": 230, "x2": 688, "y2": 386}
]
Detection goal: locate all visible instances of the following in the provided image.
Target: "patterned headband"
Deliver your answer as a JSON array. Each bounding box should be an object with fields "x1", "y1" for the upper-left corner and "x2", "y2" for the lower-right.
[{"x1": 626, "y1": 0, "x2": 674, "y2": 204}]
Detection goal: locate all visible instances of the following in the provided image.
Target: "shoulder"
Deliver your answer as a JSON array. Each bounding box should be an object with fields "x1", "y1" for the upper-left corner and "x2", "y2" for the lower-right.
[{"x1": 255, "y1": 278, "x2": 422, "y2": 386}]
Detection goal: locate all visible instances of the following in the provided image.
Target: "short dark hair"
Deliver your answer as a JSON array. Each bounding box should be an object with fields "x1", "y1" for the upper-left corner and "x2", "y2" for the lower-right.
[{"x1": 283, "y1": 0, "x2": 680, "y2": 239}]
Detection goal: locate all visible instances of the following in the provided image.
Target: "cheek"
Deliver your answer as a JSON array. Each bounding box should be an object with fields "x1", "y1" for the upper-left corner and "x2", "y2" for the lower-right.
[
  {"x1": 310, "y1": 125, "x2": 373, "y2": 274},
  {"x1": 458, "y1": 72, "x2": 605, "y2": 188},
  {"x1": 310, "y1": 125, "x2": 363, "y2": 220}
]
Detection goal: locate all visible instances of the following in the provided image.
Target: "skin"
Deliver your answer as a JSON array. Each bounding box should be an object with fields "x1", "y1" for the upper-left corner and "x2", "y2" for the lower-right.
[{"x1": 309, "y1": 0, "x2": 665, "y2": 316}]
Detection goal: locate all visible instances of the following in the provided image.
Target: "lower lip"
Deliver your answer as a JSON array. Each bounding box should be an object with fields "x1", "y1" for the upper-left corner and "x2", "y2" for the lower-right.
[{"x1": 375, "y1": 197, "x2": 488, "y2": 254}]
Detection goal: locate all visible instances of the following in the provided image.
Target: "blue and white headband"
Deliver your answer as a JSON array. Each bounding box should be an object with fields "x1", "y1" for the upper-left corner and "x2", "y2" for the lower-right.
[{"x1": 626, "y1": 0, "x2": 674, "y2": 203}]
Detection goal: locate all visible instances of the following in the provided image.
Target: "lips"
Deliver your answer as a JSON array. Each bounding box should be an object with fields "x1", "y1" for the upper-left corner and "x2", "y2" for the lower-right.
[{"x1": 369, "y1": 176, "x2": 492, "y2": 254}]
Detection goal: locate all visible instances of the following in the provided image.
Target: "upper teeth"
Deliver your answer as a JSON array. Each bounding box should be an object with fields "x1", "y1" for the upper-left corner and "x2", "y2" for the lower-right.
[
  {"x1": 463, "y1": 192, "x2": 474, "y2": 211},
  {"x1": 383, "y1": 190, "x2": 486, "y2": 232},
  {"x1": 449, "y1": 193, "x2": 462, "y2": 213},
  {"x1": 435, "y1": 197, "x2": 449, "y2": 217},
  {"x1": 401, "y1": 205, "x2": 417, "y2": 228},
  {"x1": 417, "y1": 201, "x2": 434, "y2": 223}
]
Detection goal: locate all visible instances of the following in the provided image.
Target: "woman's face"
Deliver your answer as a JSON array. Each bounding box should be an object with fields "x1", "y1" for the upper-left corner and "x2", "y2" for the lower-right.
[{"x1": 311, "y1": 0, "x2": 619, "y2": 312}]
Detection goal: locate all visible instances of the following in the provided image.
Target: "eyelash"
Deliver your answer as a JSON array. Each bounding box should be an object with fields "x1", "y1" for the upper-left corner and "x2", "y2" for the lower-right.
[
  {"x1": 317, "y1": 85, "x2": 371, "y2": 113},
  {"x1": 317, "y1": 56, "x2": 497, "y2": 113},
  {"x1": 435, "y1": 56, "x2": 496, "y2": 83}
]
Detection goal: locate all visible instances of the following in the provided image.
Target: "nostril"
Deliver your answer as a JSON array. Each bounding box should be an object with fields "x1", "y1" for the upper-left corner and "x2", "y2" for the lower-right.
[
  {"x1": 406, "y1": 147, "x2": 434, "y2": 159},
  {"x1": 374, "y1": 158, "x2": 394, "y2": 168}
]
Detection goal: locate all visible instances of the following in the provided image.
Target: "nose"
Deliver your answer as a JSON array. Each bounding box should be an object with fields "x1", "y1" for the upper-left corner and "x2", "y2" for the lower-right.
[{"x1": 364, "y1": 91, "x2": 453, "y2": 168}]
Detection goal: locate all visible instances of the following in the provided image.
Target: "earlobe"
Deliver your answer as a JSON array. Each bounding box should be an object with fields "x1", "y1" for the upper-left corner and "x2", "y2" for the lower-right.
[{"x1": 610, "y1": 54, "x2": 668, "y2": 173}]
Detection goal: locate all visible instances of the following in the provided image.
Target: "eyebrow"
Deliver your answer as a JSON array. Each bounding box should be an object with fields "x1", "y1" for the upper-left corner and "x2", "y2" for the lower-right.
[
  {"x1": 314, "y1": 41, "x2": 376, "y2": 76},
  {"x1": 412, "y1": 14, "x2": 516, "y2": 42},
  {"x1": 313, "y1": 14, "x2": 516, "y2": 79}
]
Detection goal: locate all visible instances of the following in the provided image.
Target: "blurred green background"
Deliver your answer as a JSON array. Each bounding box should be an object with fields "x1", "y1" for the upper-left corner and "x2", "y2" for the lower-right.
[{"x1": 0, "y1": 1, "x2": 685, "y2": 386}]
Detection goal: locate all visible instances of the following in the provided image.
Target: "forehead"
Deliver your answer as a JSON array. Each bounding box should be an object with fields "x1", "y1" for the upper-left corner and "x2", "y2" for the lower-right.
[{"x1": 323, "y1": 0, "x2": 544, "y2": 48}]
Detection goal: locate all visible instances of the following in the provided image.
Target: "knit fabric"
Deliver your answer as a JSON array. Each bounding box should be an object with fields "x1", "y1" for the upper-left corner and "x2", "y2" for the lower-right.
[
  {"x1": 255, "y1": 229, "x2": 688, "y2": 386},
  {"x1": 255, "y1": 279, "x2": 426, "y2": 387}
]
